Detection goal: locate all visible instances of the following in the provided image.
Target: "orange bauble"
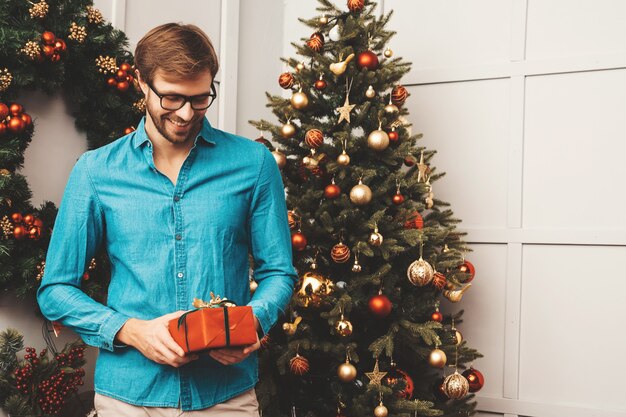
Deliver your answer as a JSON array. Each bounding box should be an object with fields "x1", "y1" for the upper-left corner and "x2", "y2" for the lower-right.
[
  {"x1": 116, "y1": 81, "x2": 129, "y2": 92},
  {"x1": 368, "y1": 293, "x2": 392, "y2": 318},
  {"x1": 356, "y1": 51, "x2": 378, "y2": 71},
  {"x1": 306, "y1": 32, "x2": 324, "y2": 52},
  {"x1": 7, "y1": 117, "x2": 25, "y2": 134},
  {"x1": 290, "y1": 354, "x2": 310, "y2": 375},
  {"x1": 42, "y1": 44, "x2": 55, "y2": 58},
  {"x1": 9, "y1": 103, "x2": 23, "y2": 116},
  {"x1": 388, "y1": 130, "x2": 399, "y2": 142},
  {"x1": 304, "y1": 129, "x2": 324, "y2": 148},
  {"x1": 432, "y1": 272, "x2": 447, "y2": 290},
  {"x1": 404, "y1": 211, "x2": 423, "y2": 230},
  {"x1": 28, "y1": 226, "x2": 41, "y2": 240},
  {"x1": 331, "y1": 243, "x2": 351, "y2": 263},
  {"x1": 278, "y1": 72, "x2": 294, "y2": 89},
  {"x1": 13, "y1": 225, "x2": 27, "y2": 239},
  {"x1": 119, "y1": 62, "x2": 132, "y2": 73},
  {"x1": 11, "y1": 213, "x2": 22, "y2": 223},
  {"x1": 391, "y1": 85, "x2": 409, "y2": 106},
  {"x1": 0, "y1": 103, "x2": 9, "y2": 119},
  {"x1": 124, "y1": 127, "x2": 135, "y2": 135},
  {"x1": 314, "y1": 78, "x2": 327, "y2": 91},
  {"x1": 324, "y1": 183, "x2": 341, "y2": 199},
  {"x1": 20, "y1": 113, "x2": 32, "y2": 128},
  {"x1": 41, "y1": 31, "x2": 56, "y2": 45},
  {"x1": 107, "y1": 77, "x2": 117, "y2": 88},
  {"x1": 54, "y1": 39, "x2": 67, "y2": 53},
  {"x1": 431, "y1": 311, "x2": 443, "y2": 322},
  {"x1": 23, "y1": 214, "x2": 34, "y2": 225},
  {"x1": 291, "y1": 232, "x2": 307, "y2": 251},
  {"x1": 458, "y1": 260, "x2": 476, "y2": 282},
  {"x1": 347, "y1": 0, "x2": 365, "y2": 12},
  {"x1": 0, "y1": 123, "x2": 6, "y2": 137},
  {"x1": 392, "y1": 193, "x2": 404, "y2": 205}
]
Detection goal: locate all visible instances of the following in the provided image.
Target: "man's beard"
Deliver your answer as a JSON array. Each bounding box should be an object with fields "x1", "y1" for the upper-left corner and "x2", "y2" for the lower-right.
[{"x1": 146, "y1": 101, "x2": 202, "y2": 144}]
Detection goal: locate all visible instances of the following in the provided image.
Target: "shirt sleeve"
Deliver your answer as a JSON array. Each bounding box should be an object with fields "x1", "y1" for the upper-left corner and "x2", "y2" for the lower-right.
[
  {"x1": 246, "y1": 146, "x2": 298, "y2": 335},
  {"x1": 37, "y1": 153, "x2": 130, "y2": 352}
]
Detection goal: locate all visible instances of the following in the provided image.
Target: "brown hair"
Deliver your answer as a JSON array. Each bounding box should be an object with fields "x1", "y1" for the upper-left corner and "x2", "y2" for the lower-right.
[{"x1": 134, "y1": 23, "x2": 219, "y2": 84}]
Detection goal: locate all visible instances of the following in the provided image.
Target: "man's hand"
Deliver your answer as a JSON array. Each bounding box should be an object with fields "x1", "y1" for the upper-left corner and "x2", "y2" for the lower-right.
[
  {"x1": 208, "y1": 315, "x2": 262, "y2": 366},
  {"x1": 116, "y1": 311, "x2": 198, "y2": 368}
]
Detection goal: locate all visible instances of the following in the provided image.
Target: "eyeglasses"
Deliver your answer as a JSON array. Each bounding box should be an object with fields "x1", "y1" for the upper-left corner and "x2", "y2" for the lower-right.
[{"x1": 147, "y1": 82, "x2": 217, "y2": 111}]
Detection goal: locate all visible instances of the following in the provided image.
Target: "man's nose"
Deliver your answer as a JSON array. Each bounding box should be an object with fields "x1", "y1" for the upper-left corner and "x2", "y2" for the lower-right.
[{"x1": 175, "y1": 101, "x2": 194, "y2": 121}]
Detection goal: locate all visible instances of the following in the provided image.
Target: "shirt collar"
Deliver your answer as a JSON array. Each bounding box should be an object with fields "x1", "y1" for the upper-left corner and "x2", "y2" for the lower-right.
[{"x1": 131, "y1": 117, "x2": 217, "y2": 149}]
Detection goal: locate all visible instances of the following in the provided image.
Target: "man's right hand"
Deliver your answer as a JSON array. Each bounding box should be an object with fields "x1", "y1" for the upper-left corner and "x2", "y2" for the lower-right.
[{"x1": 116, "y1": 311, "x2": 198, "y2": 368}]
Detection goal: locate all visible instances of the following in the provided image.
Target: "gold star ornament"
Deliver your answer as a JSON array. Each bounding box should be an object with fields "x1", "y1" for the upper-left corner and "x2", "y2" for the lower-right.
[
  {"x1": 365, "y1": 358, "x2": 387, "y2": 387},
  {"x1": 336, "y1": 78, "x2": 356, "y2": 124}
]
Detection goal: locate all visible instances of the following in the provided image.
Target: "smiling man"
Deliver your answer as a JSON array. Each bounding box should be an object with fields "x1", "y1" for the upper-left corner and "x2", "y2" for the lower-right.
[{"x1": 37, "y1": 23, "x2": 297, "y2": 416}]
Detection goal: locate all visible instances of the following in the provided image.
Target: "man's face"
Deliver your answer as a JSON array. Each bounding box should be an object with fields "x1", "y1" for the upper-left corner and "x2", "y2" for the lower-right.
[{"x1": 140, "y1": 70, "x2": 214, "y2": 145}]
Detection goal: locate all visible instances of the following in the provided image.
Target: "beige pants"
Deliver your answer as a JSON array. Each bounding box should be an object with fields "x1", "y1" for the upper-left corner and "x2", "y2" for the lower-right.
[{"x1": 94, "y1": 389, "x2": 260, "y2": 417}]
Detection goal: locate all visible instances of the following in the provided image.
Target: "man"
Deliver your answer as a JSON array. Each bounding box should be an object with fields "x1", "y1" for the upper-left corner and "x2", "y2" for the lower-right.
[{"x1": 37, "y1": 23, "x2": 297, "y2": 416}]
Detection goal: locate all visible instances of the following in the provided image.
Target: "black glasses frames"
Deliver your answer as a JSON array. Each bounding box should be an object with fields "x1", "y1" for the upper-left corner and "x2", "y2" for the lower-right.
[{"x1": 147, "y1": 82, "x2": 217, "y2": 111}]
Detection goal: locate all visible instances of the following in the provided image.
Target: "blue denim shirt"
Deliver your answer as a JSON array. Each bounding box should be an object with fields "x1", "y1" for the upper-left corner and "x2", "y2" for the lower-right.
[{"x1": 37, "y1": 117, "x2": 297, "y2": 411}]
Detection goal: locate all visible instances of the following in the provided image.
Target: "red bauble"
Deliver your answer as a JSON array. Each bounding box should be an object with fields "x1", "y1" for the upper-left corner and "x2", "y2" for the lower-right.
[
  {"x1": 10, "y1": 213, "x2": 22, "y2": 223},
  {"x1": 404, "y1": 211, "x2": 424, "y2": 230},
  {"x1": 391, "y1": 85, "x2": 409, "y2": 106},
  {"x1": 23, "y1": 214, "x2": 34, "y2": 225},
  {"x1": 278, "y1": 72, "x2": 295, "y2": 89},
  {"x1": 368, "y1": 293, "x2": 392, "y2": 318},
  {"x1": 116, "y1": 81, "x2": 130, "y2": 92},
  {"x1": 0, "y1": 123, "x2": 6, "y2": 137},
  {"x1": 20, "y1": 113, "x2": 32, "y2": 128},
  {"x1": 431, "y1": 311, "x2": 443, "y2": 322},
  {"x1": 324, "y1": 183, "x2": 341, "y2": 199},
  {"x1": 0, "y1": 103, "x2": 9, "y2": 119},
  {"x1": 13, "y1": 225, "x2": 27, "y2": 239},
  {"x1": 28, "y1": 226, "x2": 41, "y2": 240},
  {"x1": 82, "y1": 272, "x2": 90, "y2": 281},
  {"x1": 116, "y1": 69, "x2": 127, "y2": 80},
  {"x1": 304, "y1": 129, "x2": 324, "y2": 148},
  {"x1": 347, "y1": 0, "x2": 365, "y2": 12},
  {"x1": 392, "y1": 193, "x2": 404, "y2": 205},
  {"x1": 388, "y1": 130, "x2": 399, "y2": 142},
  {"x1": 462, "y1": 367, "x2": 484, "y2": 392},
  {"x1": 50, "y1": 53, "x2": 61, "y2": 63},
  {"x1": 119, "y1": 62, "x2": 132, "y2": 73},
  {"x1": 306, "y1": 32, "x2": 325, "y2": 52},
  {"x1": 9, "y1": 103, "x2": 23, "y2": 116},
  {"x1": 314, "y1": 79, "x2": 327, "y2": 91},
  {"x1": 458, "y1": 260, "x2": 476, "y2": 282},
  {"x1": 125, "y1": 75, "x2": 134, "y2": 84},
  {"x1": 254, "y1": 137, "x2": 273, "y2": 150},
  {"x1": 54, "y1": 39, "x2": 67, "y2": 53},
  {"x1": 7, "y1": 117, "x2": 25, "y2": 134},
  {"x1": 33, "y1": 218, "x2": 44, "y2": 228},
  {"x1": 107, "y1": 77, "x2": 117, "y2": 88},
  {"x1": 432, "y1": 272, "x2": 447, "y2": 290},
  {"x1": 124, "y1": 127, "x2": 135, "y2": 135},
  {"x1": 41, "y1": 31, "x2": 56, "y2": 45},
  {"x1": 291, "y1": 232, "x2": 307, "y2": 251},
  {"x1": 383, "y1": 365, "x2": 414, "y2": 399},
  {"x1": 356, "y1": 51, "x2": 379, "y2": 71},
  {"x1": 404, "y1": 156, "x2": 416, "y2": 166}
]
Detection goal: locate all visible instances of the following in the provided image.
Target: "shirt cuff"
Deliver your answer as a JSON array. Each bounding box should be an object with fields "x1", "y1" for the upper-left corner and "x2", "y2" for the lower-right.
[
  {"x1": 99, "y1": 311, "x2": 131, "y2": 352},
  {"x1": 248, "y1": 303, "x2": 270, "y2": 337}
]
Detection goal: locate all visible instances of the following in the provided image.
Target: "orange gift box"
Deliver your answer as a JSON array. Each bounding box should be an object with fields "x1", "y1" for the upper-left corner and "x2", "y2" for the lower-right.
[{"x1": 168, "y1": 305, "x2": 257, "y2": 354}]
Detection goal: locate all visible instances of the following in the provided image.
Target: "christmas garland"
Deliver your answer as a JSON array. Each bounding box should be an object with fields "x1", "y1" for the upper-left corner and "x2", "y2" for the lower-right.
[{"x1": 0, "y1": 0, "x2": 143, "y2": 302}]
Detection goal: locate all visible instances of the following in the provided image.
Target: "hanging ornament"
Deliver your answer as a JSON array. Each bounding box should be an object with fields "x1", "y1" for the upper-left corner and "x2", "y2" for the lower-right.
[
  {"x1": 337, "y1": 140, "x2": 351, "y2": 166},
  {"x1": 443, "y1": 371, "x2": 469, "y2": 399},
  {"x1": 282, "y1": 316, "x2": 302, "y2": 336},
  {"x1": 324, "y1": 178, "x2": 341, "y2": 199},
  {"x1": 443, "y1": 283, "x2": 472, "y2": 302},
  {"x1": 329, "y1": 24, "x2": 341, "y2": 41},
  {"x1": 278, "y1": 72, "x2": 295, "y2": 89},
  {"x1": 306, "y1": 32, "x2": 325, "y2": 52},
  {"x1": 272, "y1": 150, "x2": 287, "y2": 169},
  {"x1": 365, "y1": 85, "x2": 376, "y2": 99},
  {"x1": 296, "y1": 61, "x2": 306, "y2": 72},
  {"x1": 431, "y1": 309, "x2": 443, "y2": 322},
  {"x1": 287, "y1": 210, "x2": 299, "y2": 230},
  {"x1": 305, "y1": 128, "x2": 324, "y2": 148},
  {"x1": 368, "y1": 290, "x2": 392, "y2": 318},
  {"x1": 368, "y1": 223, "x2": 383, "y2": 247},
  {"x1": 391, "y1": 85, "x2": 409, "y2": 106},
  {"x1": 403, "y1": 211, "x2": 424, "y2": 230},
  {"x1": 347, "y1": 0, "x2": 365, "y2": 12},
  {"x1": 368, "y1": 121, "x2": 390, "y2": 151},
  {"x1": 249, "y1": 278, "x2": 258, "y2": 294},
  {"x1": 404, "y1": 155, "x2": 417, "y2": 167},
  {"x1": 356, "y1": 50, "x2": 379, "y2": 71},
  {"x1": 280, "y1": 120, "x2": 296, "y2": 138},
  {"x1": 462, "y1": 367, "x2": 485, "y2": 392},
  {"x1": 384, "y1": 96, "x2": 399, "y2": 114},
  {"x1": 429, "y1": 348, "x2": 447, "y2": 368},
  {"x1": 20, "y1": 41, "x2": 41, "y2": 61},
  {"x1": 291, "y1": 231, "x2": 307, "y2": 251},
  {"x1": 432, "y1": 271, "x2": 447, "y2": 290},
  {"x1": 374, "y1": 401, "x2": 388, "y2": 417},
  {"x1": 0, "y1": 69, "x2": 12, "y2": 93},
  {"x1": 260, "y1": 334, "x2": 272, "y2": 349},
  {"x1": 314, "y1": 73, "x2": 327, "y2": 91},
  {"x1": 319, "y1": 15, "x2": 329, "y2": 25},
  {"x1": 458, "y1": 259, "x2": 476, "y2": 283},
  {"x1": 365, "y1": 358, "x2": 387, "y2": 387},
  {"x1": 338, "y1": 349, "x2": 357, "y2": 382},
  {"x1": 336, "y1": 78, "x2": 356, "y2": 124},
  {"x1": 68, "y1": 22, "x2": 87, "y2": 43},
  {"x1": 350, "y1": 179, "x2": 372, "y2": 205},
  {"x1": 351, "y1": 251, "x2": 362, "y2": 272},
  {"x1": 331, "y1": 241, "x2": 351, "y2": 263},
  {"x1": 296, "y1": 271, "x2": 334, "y2": 307},
  {"x1": 290, "y1": 353, "x2": 310, "y2": 375},
  {"x1": 454, "y1": 329, "x2": 463, "y2": 345},
  {"x1": 255, "y1": 136, "x2": 273, "y2": 150},
  {"x1": 407, "y1": 245, "x2": 434, "y2": 286},
  {"x1": 29, "y1": 0, "x2": 49, "y2": 18},
  {"x1": 388, "y1": 126, "x2": 399, "y2": 143},
  {"x1": 384, "y1": 47, "x2": 394, "y2": 58},
  {"x1": 86, "y1": 6, "x2": 104, "y2": 24},
  {"x1": 330, "y1": 53, "x2": 355, "y2": 76},
  {"x1": 334, "y1": 313, "x2": 353, "y2": 337},
  {"x1": 416, "y1": 151, "x2": 430, "y2": 182},
  {"x1": 424, "y1": 175, "x2": 435, "y2": 209},
  {"x1": 383, "y1": 362, "x2": 414, "y2": 399},
  {"x1": 392, "y1": 180, "x2": 404, "y2": 205},
  {"x1": 291, "y1": 88, "x2": 309, "y2": 110}
]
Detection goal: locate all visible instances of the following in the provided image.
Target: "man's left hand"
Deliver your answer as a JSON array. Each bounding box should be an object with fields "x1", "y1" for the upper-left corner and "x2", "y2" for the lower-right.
[{"x1": 207, "y1": 316, "x2": 261, "y2": 366}]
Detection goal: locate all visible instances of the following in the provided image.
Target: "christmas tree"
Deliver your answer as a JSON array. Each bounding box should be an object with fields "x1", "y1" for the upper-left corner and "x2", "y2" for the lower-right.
[{"x1": 250, "y1": 1, "x2": 483, "y2": 416}]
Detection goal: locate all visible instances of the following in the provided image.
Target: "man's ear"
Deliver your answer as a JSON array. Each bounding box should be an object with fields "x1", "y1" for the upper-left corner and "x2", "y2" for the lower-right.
[{"x1": 135, "y1": 69, "x2": 148, "y2": 96}]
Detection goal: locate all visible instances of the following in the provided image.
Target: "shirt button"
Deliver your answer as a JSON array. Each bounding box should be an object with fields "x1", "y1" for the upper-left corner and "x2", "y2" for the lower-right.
[
  {"x1": 177, "y1": 272, "x2": 184, "y2": 278},
  {"x1": 175, "y1": 234, "x2": 182, "y2": 240},
  {"x1": 174, "y1": 196, "x2": 180, "y2": 202}
]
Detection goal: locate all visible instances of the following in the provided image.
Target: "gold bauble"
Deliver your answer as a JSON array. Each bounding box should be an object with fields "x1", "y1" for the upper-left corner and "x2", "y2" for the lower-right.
[
  {"x1": 280, "y1": 122, "x2": 296, "y2": 139},
  {"x1": 369, "y1": 226, "x2": 383, "y2": 246},
  {"x1": 351, "y1": 259, "x2": 362, "y2": 273},
  {"x1": 349, "y1": 180, "x2": 372, "y2": 205},
  {"x1": 338, "y1": 361, "x2": 357, "y2": 382},
  {"x1": 374, "y1": 403, "x2": 389, "y2": 417},
  {"x1": 367, "y1": 129, "x2": 390, "y2": 151},
  {"x1": 296, "y1": 271, "x2": 334, "y2": 307},
  {"x1": 296, "y1": 61, "x2": 306, "y2": 72},
  {"x1": 337, "y1": 150, "x2": 351, "y2": 166},
  {"x1": 249, "y1": 279, "x2": 258, "y2": 294},
  {"x1": 428, "y1": 348, "x2": 447, "y2": 368},
  {"x1": 384, "y1": 103, "x2": 399, "y2": 114},
  {"x1": 407, "y1": 257, "x2": 434, "y2": 286},
  {"x1": 334, "y1": 318, "x2": 353, "y2": 336},
  {"x1": 443, "y1": 371, "x2": 469, "y2": 399},
  {"x1": 272, "y1": 150, "x2": 287, "y2": 169},
  {"x1": 365, "y1": 85, "x2": 376, "y2": 99},
  {"x1": 384, "y1": 47, "x2": 393, "y2": 58},
  {"x1": 319, "y1": 15, "x2": 329, "y2": 24},
  {"x1": 455, "y1": 329, "x2": 463, "y2": 345},
  {"x1": 291, "y1": 91, "x2": 309, "y2": 110}
]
